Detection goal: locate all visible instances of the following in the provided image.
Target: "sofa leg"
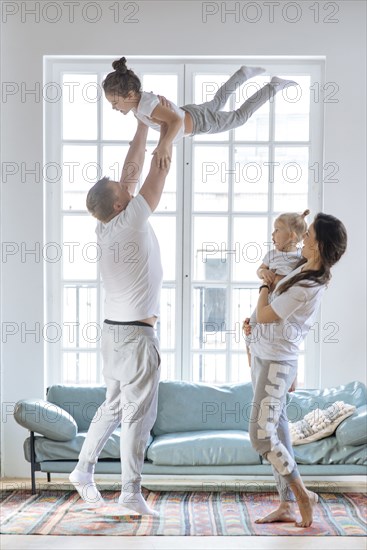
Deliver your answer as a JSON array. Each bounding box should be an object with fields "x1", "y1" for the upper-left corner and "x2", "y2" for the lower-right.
[
  {"x1": 30, "y1": 431, "x2": 36, "y2": 495},
  {"x1": 47, "y1": 473, "x2": 51, "y2": 483}
]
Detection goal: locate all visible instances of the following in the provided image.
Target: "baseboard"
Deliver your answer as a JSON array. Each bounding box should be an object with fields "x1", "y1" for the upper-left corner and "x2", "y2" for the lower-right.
[{"x1": 1, "y1": 475, "x2": 366, "y2": 493}]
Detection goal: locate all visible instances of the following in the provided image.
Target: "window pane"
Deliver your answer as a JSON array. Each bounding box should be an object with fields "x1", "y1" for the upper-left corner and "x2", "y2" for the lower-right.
[
  {"x1": 273, "y1": 147, "x2": 309, "y2": 211},
  {"x1": 150, "y1": 216, "x2": 176, "y2": 280},
  {"x1": 193, "y1": 217, "x2": 228, "y2": 280},
  {"x1": 62, "y1": 145, "x2": 98, "y2": 211},
  {"x1": 234, "y1": 76, "x2": 270, "y2": 141},
  {"x1": 192, "y1": 353, "x2": 226, "y2": 384},
  {"x1": 193, "y1": 74, "x2": 230, "y2": 142},
  {"x1": 232, "y1": 217, "x2": 268, "y2": 282},
  {"x1": 297, "y1": 354, "x2": 305, "y2": 388},
  {"x1": 233, "y1": 146, "x2": 269, "y2": 212},
  {"x1": 159, "y1": 353, "x2": 176, "y2": 381},
  {"x1": 193, "y1": 286, "x2": 227, "y2": 350},
  {"x1": 275, "y1": 76, "x2": 310, "y2": 142},
  {"x1": 102, "y1": 145, "x2": 129, "y2": 181},
  {"x1": 62, "y1": 215, "x2": 98, "y2": 280},
  {"x1": 231, "y1": 287, "x2": 259, "y2": 353},
  {"x1": 230, "y1": 353, "x2": 252, "y2": 384},
  {"x1": 193, "y1": 146, "x2": 229, "y2": 211},
  {"x1": 62, "y1": 352, "x2": 97, "y2": 384},
  {"x1": 157, "y1": 287, "x2": 176, "y2": 349},
  {"x1": 63, "y1": 74, "x2": 98, "y2": 140},
  {"x1": 63, "y1": 286, "x2": 98, "y2": 349}
]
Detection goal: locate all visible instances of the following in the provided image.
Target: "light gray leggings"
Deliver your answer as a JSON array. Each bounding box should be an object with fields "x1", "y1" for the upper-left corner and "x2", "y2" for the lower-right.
[
  {"x1": 250, "y1": 356, "x2": 300, "y2": 502},
  {"x1": 182, "y1": 68, "x2": 280, "y2": 135},
  {"x1": 76, "y1": 323, "x2": 161, "y2": 494}
]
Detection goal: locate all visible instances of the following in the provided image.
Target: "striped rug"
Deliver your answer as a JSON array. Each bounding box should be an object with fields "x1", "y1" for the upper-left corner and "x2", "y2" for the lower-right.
[{"x1": 1, "y1": 490, "x2": 366, "y2": 536}]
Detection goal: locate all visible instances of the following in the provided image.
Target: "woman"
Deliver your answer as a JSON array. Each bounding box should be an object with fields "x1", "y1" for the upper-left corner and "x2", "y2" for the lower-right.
[{"x1": 247, "y1": 213, "x2": 347, "y2": 527}]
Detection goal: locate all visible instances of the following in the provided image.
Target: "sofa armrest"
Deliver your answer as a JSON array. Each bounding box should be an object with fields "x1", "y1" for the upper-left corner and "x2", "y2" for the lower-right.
[
  {"x1": 335, "y1": 404, "x2": 367, "y2": 447},
  {"x1": 14, "y1": 399, "x2": 77, "y2": 442}
]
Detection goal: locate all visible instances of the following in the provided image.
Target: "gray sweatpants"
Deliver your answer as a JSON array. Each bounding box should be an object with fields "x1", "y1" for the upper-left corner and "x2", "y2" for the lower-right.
[
  {"x1": 76, "y1": 323, "x2": 161, "y2": 494},
  {"x1": 182, "y1": 68, "x2": 280, "y2": 135},
  {"x1": 249, "y1": 355, "x2": 300, "y2": 502}
]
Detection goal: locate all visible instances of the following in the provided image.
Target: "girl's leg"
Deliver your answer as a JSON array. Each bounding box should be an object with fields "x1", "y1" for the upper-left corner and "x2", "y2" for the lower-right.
[
  {"x1": 204, "y1": 77, "x2": 298, "y2": 134},
  {"x1": 199, "y1": 66, "x2": 265, "y2": 111}
]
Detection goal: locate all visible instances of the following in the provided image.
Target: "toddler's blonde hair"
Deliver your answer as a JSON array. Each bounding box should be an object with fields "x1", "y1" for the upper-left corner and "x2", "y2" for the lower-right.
[{"x1": 276, "y1": 209, "x2": 310, "y2": 242}]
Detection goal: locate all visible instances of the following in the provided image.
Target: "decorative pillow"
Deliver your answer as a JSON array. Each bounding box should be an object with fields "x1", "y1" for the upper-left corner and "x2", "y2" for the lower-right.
[
  {"x1": 289, "y1": 401, "x2": 356, "y2": 446},
  {"x1": 14, "y1": 399, "x2": 78, "y2": 442}
]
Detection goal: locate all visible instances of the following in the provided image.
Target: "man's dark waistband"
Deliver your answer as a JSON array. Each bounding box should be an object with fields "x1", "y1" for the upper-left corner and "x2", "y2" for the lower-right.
[{"x1": 104, "y1": 319, "x2": 154, "y2": 328}]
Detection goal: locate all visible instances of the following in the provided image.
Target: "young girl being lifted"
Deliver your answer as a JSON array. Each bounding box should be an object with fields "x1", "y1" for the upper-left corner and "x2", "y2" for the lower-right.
[{"x1": 103, "y1": 56, "x2": 298, "y2": 168}]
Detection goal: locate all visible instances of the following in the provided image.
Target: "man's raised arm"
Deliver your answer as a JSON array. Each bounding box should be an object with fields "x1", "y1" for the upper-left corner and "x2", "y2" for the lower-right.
[
  {"x1": 119, "y1": 121, "x2": 149, "y2": 196},
  {"x1": 139, "y1": 144, "x2": 172, "y2": 212}
]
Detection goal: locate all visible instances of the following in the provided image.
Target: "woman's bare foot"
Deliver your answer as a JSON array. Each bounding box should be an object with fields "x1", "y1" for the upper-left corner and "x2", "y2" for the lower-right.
[
  {"x1": 295, "y1": 490, "x2": 318, "y2": 527},
  {"x1": 255, "y1": 502, "x2": 297, "y2": 524}
]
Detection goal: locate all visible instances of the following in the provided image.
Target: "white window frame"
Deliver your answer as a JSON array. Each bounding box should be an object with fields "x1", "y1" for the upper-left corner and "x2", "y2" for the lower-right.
[{"x1": 44, "y1": 56, "x2": 324, "y2": 388}]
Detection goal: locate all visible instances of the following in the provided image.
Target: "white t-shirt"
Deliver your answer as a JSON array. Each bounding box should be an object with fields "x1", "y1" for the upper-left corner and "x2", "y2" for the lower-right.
[
  {"x1": 95, "y1": 194, "x2": 163, "y2": 322},
  {"x1": 133, "y1": 91, "x2": 186, "y2": 143},
  {"x1": 263, "y1": 248, "x2": 301, "y2": 275},
  {"x1": 250, "y1": 266, "x2": 326, "y2": 360},
  {"x1": 247, "y1": 249, "x2": 301, "y2": 327}
]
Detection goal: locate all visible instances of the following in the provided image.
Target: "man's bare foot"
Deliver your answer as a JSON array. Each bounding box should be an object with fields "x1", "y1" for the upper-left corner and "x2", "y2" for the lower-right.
[
  {"x1": 255, "y1": 502, "x2": 297, "y2": 524},
  {"x1": 295, "y1": 490, "x2": 318, "y2": 527}
]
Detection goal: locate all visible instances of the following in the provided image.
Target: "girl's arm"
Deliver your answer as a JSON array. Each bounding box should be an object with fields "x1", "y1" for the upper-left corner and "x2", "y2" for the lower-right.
[{"x1": 150, "y1": 103, "x2": 183, "y2": 169}]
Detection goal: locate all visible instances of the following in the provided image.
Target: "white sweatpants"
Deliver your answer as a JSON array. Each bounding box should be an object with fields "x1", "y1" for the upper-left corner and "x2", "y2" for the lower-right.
[{"x1": 76, "y1": 323, "x2": 161, "y2": 494}]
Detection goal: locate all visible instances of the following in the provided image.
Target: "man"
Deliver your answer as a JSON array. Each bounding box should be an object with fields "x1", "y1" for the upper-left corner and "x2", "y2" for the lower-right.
[{"x1": 69, "y1": 120, "x2": 172, "y2": 517}]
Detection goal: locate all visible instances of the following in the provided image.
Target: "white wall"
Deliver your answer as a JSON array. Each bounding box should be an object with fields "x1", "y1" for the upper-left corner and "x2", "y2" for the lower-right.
[{"x1": 1, "y1": 0, "x2": 366, "y2": 477}]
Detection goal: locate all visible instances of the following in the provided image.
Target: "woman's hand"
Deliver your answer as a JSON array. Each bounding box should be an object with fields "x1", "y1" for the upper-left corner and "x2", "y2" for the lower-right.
[
  {"x1": 242, "y1": 318, "x2": 251, "y2": 336},
  {"x1": 288, "y1": 376, "x2": 297, "y2": 393}
]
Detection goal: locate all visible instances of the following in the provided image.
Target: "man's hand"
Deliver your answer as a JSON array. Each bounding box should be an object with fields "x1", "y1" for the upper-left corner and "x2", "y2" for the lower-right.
[
  {"x1": 152, "y1": 145, "x2": 171, "y2": 170},
  {"x1": 242, "y1": 318, "x2": 251, "y2": 337}
]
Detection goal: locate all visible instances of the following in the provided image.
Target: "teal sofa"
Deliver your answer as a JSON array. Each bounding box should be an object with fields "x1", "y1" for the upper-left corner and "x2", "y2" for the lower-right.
[{"x1": 14, "y1": 380, "x2": 367, "y2": 494}]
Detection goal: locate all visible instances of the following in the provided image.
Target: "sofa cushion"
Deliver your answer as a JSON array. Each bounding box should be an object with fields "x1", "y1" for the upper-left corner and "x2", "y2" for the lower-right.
[
  {"x1": 152, "y1": 381, "x2": 254, "y2": 435},
  {"x1": 335, "y1": 405, "x2": 367, "y2": 446},
  {"x1": 14, "y1": 399, "x2": 77, "y2": 441},
  {"x1": 24, "y1": 430, "x2": 153, "y2": 463},
  {"x1": 147, "y1": 430, "x2": 261, "y2": 466},
  {"x1": 46, "y1": 385, "x2": 107, "y2": 432},
  {"x1": 286, "y1": 380, "x2": 367, "y2": 423},
  {"x1": 291, "y1": 436, "x2": 367, "y2": 466}
]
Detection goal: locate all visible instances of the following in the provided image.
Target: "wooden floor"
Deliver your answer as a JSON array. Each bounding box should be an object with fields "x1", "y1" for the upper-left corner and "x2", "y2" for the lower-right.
[
  {"x1": 2, "y1": 535, "x2": 367, "y2": 549},
  {"x1": 2, "y1": 477, "x2": 366, "y2": 550}
]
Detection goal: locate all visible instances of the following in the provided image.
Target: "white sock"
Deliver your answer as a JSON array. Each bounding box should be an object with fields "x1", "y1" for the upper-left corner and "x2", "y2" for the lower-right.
[
  {"x1": 240, "y1": 66, "x2": 266, "y2": 79},
  {"x1": 69, "y1": 469, "x2": 104, "y2": 507},
  {"x1": 118, "y1": 491, "x2": 159, "y2": 517},
  {"x1": 270, "y1": 76, "x2": 299, "y2": 89}
]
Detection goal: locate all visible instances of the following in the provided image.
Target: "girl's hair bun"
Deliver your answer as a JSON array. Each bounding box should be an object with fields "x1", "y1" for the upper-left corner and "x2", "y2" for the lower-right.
[
  {"x1": 112, "y1": 57, "x2": 128, "y2": 74},
  {"x1": 302, "y1": 209, "x2": 310, "y2": 217}
]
